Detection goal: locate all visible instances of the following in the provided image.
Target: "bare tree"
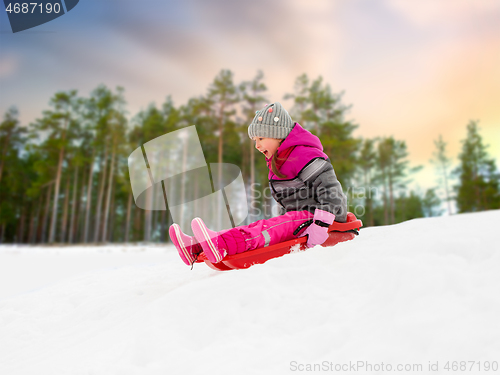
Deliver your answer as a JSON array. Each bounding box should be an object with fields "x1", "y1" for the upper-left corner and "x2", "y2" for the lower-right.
[{"x1": 431, "y1": 135, "x2": 452, "y2": 215}]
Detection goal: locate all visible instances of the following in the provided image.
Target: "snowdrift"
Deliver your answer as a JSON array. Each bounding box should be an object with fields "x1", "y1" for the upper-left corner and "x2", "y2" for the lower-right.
[{"x1": 1, "y1": 210, "x2": 499, "y2": 375}]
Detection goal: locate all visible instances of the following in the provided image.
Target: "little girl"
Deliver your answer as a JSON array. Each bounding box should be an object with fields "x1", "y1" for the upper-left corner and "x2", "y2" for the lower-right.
[{"x1": 169, "y1": 102, "x2": 347, "y2": 266}]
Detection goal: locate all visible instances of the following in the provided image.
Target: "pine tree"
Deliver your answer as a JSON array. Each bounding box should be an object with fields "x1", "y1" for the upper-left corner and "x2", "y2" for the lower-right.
[
  {"x1": 422, "y1": 188, "x2": 443, "y2": 217},
  {"x1": 394, "y1": 191, "x2": 424, "y2": 223},
  {"x1": 284, "y1": 74, "x2": 359, "y2": 184},
  {"x1": 130, "y1": 104, "x2": 165, "y2": 241},
  {"x1": 375, "y1": 137, "x2": 420, "y2": 225},
  {"x1": 206, "y1": 70, "x2": 239, "y2": 165},
  {"x1": 102, "y1": 109, "x2": 127, "y2": 242},
  {"x1": 206, "y1": 69, "x2": 240, "y2": 225},
  {"x1": 0, "y1": 107, "x2": 28, "y2": 242},
  {"x1": 27, "y1": 91, "x2": 81, "y2": 243},
  {"x1": 239, "y1": 70, "x2": 268, "y2": 222},
  {"x1": 284, "y1": 74, "x2": 309, "y2": 125},
  {"x1": 357, "y1": 139, "x2": 377, "y2": 226},
  {"x1": 47, "y1": 91, "x2": 80, "y2": 243},
  {"x1": 0, "y1": 107, "x2": 26, "y2": 184},
  {"x1": 430, "y1": 135, "x2": 452, "y2": 215},
  {"x1": 87, "y1": 86, "x2": 124, "y2": 243},
  {"x1": 454, "y1": 120, "x2": 500, "y2": 212}
]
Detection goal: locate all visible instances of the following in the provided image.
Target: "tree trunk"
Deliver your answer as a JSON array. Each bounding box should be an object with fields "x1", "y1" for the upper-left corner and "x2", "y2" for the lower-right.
[
  {"x1": 179, "y1": 136, "x2": 188, "y2": 226},
  {"x1": 144, "y1": 196, "x2": 152, "y2": 242},
  {"x1": 102, "y1": 143, "x2": 115, "y2": 242},
  {"x1": 442, "y1": 164, "x2": 452, "y2": 215},
  {"x1": 241, "y1": 127, "x2": 248, "y2": 188},
  {"x1": 363, "y1": 168, "x2": 374, "y2": 227},
  {"x1": 83, "y1": 151, "x2": 95, "y2": 243},
  {"x1": 60, "y1": 175, "x2": 70, "y2": 242},
  {"x1": 389, "y1": 172, "x2": 395, "y2": 224},
  {"x1": 144, "y1": 209, "x2": 152, "y2": 242},
  {"x1": 168, "y1": 176, "x2": 175, "y2": 232},
  {"x1": 28, "y1": 199, "x2": 37, "y2": 244},
  {"x1": 400, "y1": 193, "x2": 406, "y2": 222},
  {"x1": 368, "y1": 183, "x2": 374, "y2": 227},
  {"x1": 382, "y1": 173, "x2": 388, "y2": 226},
  {"x1": 134, "y1": 204, "x2": 142, "y2": 241},
  {"x1": 0, "y1": 223, "x2": 5, "y2": 244},
  {"x1": 49, "y1": 118, "x2": 68, "y2": 243},
  {"x1": 94, "y1": 144, "x2": 109, "y2": 242},
  {"x1": 125, "y1": 192, "x2": 132, "y2": 242},
  {"x1": 217, "y1": 102, "x2": 225, "y2": 228},
  {"x1": 17, "y1": 204, "x2": 26, "y2": 243},
  {"x1": 473, "y1": 165, "x2": 480, "y2": 211},
  {"x1": 0, "y1": 128, "x2": 11, "y2": 185},
  {"x1": 167, "y1": 210, "x2": 172, "y2": 238},
  {"x1": 68, "y1": 165, "x2": 79, "y2": 243},
  {"x1": 160, "y1": 210, "x2": 166, "y2": 242},
  {"x1": 250, "y1": 138, "x2": 256, "y2": 224},
  {"x1": 41, "y1": 183, "x2": 53, "y2": 243},
  {"x1": 108, "y1": 181, "x2": 116, "y2": 242},
  {"x1": 30, "y1": 194, "x2": 43, "y2": 244},
  {"x1": 152, "y1": 208, "x2": 158, "y2": 242},
  {"x1": 77, "y1": 166, "x2": 87, "y2": 242}
]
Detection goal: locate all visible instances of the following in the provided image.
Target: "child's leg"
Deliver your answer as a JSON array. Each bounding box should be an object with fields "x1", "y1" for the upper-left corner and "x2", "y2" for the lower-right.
[
  {"x1": 192, "y1": 210, "x2": 314, "y2": 261},
  {"x1": 233, "y1": 210, "x2": 314, "y2": 253}
]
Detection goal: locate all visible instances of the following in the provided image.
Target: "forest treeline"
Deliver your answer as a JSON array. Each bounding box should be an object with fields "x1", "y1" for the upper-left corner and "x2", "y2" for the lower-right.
[{"x1": 1, "y1": 70, "x2": 499, "y2": 244}]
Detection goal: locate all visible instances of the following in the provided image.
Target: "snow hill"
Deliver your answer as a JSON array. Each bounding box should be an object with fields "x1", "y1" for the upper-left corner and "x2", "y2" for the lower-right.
[{"x1": 1, "y1": 210, "x2": 499, "y2": 375}]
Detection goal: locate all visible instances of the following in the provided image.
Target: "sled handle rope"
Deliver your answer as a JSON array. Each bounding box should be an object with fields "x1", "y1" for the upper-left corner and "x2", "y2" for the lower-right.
[
  {"x1": 292, "y1": 219, "x2": 331, "y2": 236},
  {"x1": 293, "y1": 220, "x2": 313, "y2": 235}
]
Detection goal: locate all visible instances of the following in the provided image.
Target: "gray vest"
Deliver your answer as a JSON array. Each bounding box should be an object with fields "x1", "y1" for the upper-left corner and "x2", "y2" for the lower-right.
[{"x1": 270, "y1": 157, "x2": 348, "y2": 222}]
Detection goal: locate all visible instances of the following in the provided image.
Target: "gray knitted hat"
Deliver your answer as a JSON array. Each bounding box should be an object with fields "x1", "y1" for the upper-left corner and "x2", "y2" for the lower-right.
[{"x1": 248, "y1": 102, "x2": 294, "y2": 140}]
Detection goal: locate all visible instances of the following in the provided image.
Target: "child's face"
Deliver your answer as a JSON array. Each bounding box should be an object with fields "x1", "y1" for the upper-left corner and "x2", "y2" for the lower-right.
[{"x1": 252, "y1": 137, "x2": 283, "y2": 158}]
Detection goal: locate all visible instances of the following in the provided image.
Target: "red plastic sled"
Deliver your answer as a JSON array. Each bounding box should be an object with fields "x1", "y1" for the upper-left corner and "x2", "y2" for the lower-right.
[{"x1": 196, "y1": 212, "x2": 363, "y2": 271}]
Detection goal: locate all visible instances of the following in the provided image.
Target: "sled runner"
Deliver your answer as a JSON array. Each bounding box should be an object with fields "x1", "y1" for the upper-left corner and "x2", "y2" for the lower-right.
[{"x1": 196, "y1": 212, "x2": 363, "y2": 271}]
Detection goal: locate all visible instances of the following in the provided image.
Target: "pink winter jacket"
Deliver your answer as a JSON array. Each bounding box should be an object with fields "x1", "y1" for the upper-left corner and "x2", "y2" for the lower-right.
[{"x1": 265, "y1": 123, "x2": 347, "y2": 222}]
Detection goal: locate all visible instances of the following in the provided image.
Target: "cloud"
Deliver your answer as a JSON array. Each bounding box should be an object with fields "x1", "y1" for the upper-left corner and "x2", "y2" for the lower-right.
[
  {"x1": 0, "y1": 55, "x2": 19, "y2": 78},
  {"x1": 2, "y1": 0, "x2": 497, "y2": 172},
  {"x1": 98, "y1": 0, "x2": 343, "y2": 82},
  {"x1": 383, "y1": 0, "x2": 500, "y2": 27}
]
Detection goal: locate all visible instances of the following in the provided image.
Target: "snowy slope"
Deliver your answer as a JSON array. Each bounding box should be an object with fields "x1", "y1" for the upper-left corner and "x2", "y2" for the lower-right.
[{"x1": 1, "y1": 211, "x2": 499, "y2": 375}]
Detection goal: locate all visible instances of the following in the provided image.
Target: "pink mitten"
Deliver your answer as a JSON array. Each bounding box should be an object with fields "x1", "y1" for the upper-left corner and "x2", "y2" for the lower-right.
[{"x1": 301, "y1": 209, "x2": 335, "y2": 248}]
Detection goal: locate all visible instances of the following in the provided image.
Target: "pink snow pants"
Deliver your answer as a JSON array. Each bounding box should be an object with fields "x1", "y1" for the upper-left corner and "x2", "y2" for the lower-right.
[{"x1": 216, "y1": 210, "x2": 314, "y2": 256}]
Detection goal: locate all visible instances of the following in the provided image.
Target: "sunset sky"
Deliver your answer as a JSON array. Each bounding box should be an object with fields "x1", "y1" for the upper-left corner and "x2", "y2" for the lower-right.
[{"x1": 1, "y1": 0, "x2": 499, "y2": 195}]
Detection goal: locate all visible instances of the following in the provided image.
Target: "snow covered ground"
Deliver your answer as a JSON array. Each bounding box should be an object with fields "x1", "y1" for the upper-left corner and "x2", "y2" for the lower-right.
[{"x1": 1, "y1": 210, "x2": 499, "y2": 375}]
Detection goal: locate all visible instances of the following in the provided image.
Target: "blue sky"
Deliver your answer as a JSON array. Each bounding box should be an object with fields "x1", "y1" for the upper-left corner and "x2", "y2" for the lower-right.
[{"x1": 1, "y1": 0, "x2": 499, "y2": 195}]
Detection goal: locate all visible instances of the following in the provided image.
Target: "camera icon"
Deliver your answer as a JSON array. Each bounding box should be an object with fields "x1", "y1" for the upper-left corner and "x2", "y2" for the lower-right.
[
  {"x1": 128, "y1": 126, "x2": 248, "y2": 236},
  {"x1": 4, "y1": 0, "x2": 80, "y2": 33}
]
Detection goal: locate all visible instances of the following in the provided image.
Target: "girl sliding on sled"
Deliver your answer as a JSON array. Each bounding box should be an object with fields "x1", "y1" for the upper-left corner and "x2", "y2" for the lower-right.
[{"x1": 169, "y1": 102, "x2": 347, "y2": 266}]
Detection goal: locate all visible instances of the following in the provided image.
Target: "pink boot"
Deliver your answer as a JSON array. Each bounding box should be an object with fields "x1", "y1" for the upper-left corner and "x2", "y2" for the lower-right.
[
  {"x1": 169, "y1": 224, "x2": 203, "y2": 266},
  {"x1": 191, "y1": 218, "x2": 228, "y2": 263}
]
